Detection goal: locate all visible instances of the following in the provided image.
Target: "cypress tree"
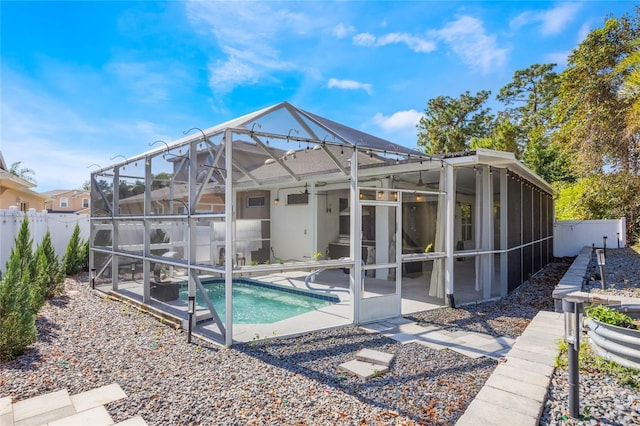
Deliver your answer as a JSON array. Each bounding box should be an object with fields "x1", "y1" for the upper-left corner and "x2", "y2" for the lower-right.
[
  {"x1": 61, "y1": 224, "x2": 82, "y2": 276},
  {"x1": 39, "y1": 231, "x2": 64, "y2": 296},
  {"x1": 0, "y1": 239, "x2": 37, "y2": 361}
]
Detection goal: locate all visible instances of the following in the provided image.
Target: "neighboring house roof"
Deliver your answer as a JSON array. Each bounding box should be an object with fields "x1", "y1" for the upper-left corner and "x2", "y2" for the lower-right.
[
  {"x1": 0, "y1": 166, "x2": 49, "y2": 205},
  {"x1": 41, "y1": 189, "x2": 89, "y2": 198}
]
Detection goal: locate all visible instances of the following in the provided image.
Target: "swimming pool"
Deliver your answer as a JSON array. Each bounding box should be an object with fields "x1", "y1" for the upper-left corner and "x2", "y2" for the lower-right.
[{"x1": 178, "y1": 278, "x2": 339, "y2": 324}]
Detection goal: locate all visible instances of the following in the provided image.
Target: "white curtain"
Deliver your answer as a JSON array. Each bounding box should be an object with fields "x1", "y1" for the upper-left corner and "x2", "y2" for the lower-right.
[
  {"x1": 475, "y1": 168, "x2": 483, "y2": 292},
  {"x1": 429, "y1": 168, "x2": 447, "y2": 298}
]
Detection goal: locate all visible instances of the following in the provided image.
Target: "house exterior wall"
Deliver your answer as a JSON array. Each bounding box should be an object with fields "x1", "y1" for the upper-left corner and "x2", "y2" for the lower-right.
[
  {"x1": 44, "y1": 190, "x2": 90, "y2": 213},
  {"x1": 0, "y1": 187, "x2": 46, "y2": 211}
]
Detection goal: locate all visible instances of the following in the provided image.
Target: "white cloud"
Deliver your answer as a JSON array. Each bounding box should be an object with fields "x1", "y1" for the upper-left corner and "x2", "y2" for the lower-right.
[
  {"x1": 353, "y1": 32, "x2": 376, "y2": 46},
  {"x1": 577, "y1": 20, "x2": 592, "y2": 43},
  {"x1": 433, "y1": 16, "x2": 507, "y2": 74},
  {"x1": 333, "y1": 23, "x2": 355, "y2": 39},
  {"x1": 510, "y1": 3, "x2": 582, "y2": 36},
  {"x1": 353, "y1": 31, "x2": 436, "y2": 53},
  {"x1": 185, "y1": 1, "x2": 316, "y2": 95},
  {"x1": 0, "y1": 70, "x2": 169, "y2": 191},
  {"x1": 327, "y1": 78, "x2": 372, "y2": 95},
  {"x1": 545, "y1": 51, "x2": 569, "y2": 67},
  {"x1": 106, "y1": 61, "x2": 178, "y2": 103},
  {"x1": 377, "y1": 33, "x2": 436, "y2": 53},
  {"x1": 372, "y1": 109, "x2": 423, "y2": 132}
]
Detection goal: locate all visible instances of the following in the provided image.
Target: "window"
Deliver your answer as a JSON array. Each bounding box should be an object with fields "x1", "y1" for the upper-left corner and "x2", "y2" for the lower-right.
[
  {"x1": 82, "y1": 198, "x2": 89, "y2": 208},
  {"x1": 20, "y1": 202, "x2": 28, "y2": 212},
  {"x1": 60, "y1": 197, "x2": 69, "y2": 208},
  {"x1": 247, "y1": 196, "x2": 265, "y2": 207},
  {"x1": 460, "y1": 204, "x2": 472, "y2": 241},
  {"x1": 287, "y1": 193, "x2": 309, "y2": 205}
]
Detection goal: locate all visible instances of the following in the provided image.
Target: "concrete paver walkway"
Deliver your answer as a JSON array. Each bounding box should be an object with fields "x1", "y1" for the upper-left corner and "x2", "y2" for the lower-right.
[
  {"x1": 360, "y1": 310, "x2": 564, "y2": 425},
  {"x1": 361, "y1": 316, "x2": 515, "y2": 359},
  {"x1": 0, "y1": 383, "x2": 147, "y2": 426},
  {"x1": 456, "y1": 310, "x2": 564, "y2": 425}
]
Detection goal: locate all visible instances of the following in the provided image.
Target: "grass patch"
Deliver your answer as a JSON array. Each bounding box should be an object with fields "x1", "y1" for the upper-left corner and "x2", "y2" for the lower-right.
[{"x1": 556, "y1": 339, "x2": 640, "y2": 390}]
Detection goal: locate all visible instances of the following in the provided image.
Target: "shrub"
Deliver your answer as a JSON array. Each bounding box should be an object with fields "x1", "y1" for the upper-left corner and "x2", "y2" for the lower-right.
[
  {"x1": 61, "y1": 224, "x2": 84, "y2": 276},
  {"x1": 0, "y1": 250, "x2": 37, "y2": 361},
  {"x1": 38, "y1": 231, "x2": 65, "y2": 296},
  {"x1": 585, "y1": 304, "x2": 636, "y2": 329}
]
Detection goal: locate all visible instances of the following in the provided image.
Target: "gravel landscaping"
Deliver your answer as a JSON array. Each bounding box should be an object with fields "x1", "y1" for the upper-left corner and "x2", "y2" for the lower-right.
[{"x1": 1, "y1": 252, "x2": 638, "y2": 425}]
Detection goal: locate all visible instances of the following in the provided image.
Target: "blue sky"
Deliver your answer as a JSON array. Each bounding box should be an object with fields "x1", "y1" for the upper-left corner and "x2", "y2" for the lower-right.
[{"x1": 1, "y1": 1, "x2": 636, "y2": 192}]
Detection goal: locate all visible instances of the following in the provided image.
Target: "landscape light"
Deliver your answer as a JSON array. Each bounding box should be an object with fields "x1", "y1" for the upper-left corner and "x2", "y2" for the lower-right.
[
  {"x1": 187, "y1": 296, "x2": 196, "y2": 344},
  {"x1": 563, "y1": 297, "x2": 583, "y2": 419}
]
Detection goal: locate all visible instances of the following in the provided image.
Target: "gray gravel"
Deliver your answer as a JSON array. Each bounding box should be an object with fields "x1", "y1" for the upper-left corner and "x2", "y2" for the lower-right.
[{"x1": 1, "y1": 254, "x2": 636, "y2": 425}]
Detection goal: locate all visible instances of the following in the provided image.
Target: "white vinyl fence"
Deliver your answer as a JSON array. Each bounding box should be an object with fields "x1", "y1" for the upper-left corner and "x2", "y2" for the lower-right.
[
  {"x1": 0, "y1": 207, "x2": 90, "y2": 274},
  {"x1": 553, "y1": 218, "x2": 626, "y2": 257}
]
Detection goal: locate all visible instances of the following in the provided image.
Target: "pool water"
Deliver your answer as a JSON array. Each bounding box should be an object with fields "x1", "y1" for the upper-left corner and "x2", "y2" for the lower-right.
[{"x1": 178, "y1": 279, "x2": 338, "y2": 324}]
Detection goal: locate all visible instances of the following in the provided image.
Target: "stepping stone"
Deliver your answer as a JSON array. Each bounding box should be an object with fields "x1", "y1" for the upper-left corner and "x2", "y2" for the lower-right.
[
  {"x1": 13, "y1": 389, "x2": 75, "y2": 426},
  {"x1": 71, "y1": 383, "x2": 126, "y2": 413},
  {"x1": 382, "y1": 332, "x2": 417, "y2": 344},
  {"x1": 338, "y1": 360, "x2": 389, "y2": 379},
  {"x1": 48, "y1": 405, "x2": 113, "y2": 426},
  {"x1": 1, "y1": 396, "x2": 13, "y2": 426},
  {"x1": 355, "y1": 348, "x2": 395, "y2": 367}
]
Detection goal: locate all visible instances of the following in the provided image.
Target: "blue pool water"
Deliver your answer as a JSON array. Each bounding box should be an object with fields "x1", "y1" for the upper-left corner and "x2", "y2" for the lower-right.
[{"x1": 178, "y1": 279, "x2": 339, "y2": 324}]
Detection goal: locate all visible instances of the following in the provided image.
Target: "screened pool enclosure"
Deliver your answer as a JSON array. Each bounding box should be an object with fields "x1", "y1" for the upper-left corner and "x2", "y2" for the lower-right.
[{"x1": 90, "y1": 102, "x2": 554, "y2": 345}]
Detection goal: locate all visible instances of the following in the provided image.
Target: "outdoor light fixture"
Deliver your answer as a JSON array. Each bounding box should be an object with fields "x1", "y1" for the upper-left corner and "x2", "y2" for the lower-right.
[
  {"x1": 273, "y1": 198, "x2": 280, "y2": 205},
  {"x1": 416, "y1": 194, "x2": 423, "y2": 202},
  {"x1": 187, "y1": 296, "x2": 196, "y2": 344},
  {"x1": 563, "y1": 296, "x2": 584, "y2": 419},
  {"x1": 596, "y1": 248, "x2": 606, "y2": 290},
  {"x1": 90, "y1": 268, "x2": 96, "y2": 290},
  {"x1": 377, "y1": 191, "x2": 383, "y2": 199}
]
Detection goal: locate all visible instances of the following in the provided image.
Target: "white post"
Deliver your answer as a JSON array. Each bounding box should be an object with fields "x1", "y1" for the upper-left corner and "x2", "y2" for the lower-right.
[
  {"x1": 444, "y1": 163, "x2": 455, "y2": 305},
  {"x1": 112, "y1": 167, "x2": 120, "y2": 291},
  {"x1": 481, "y1": 165, "x2": 493, "y2": 299},
  {"x1": 349, "y1": 148, "x2": 361, "y2": 324},
  {"x1": 500, "y1": 168, "x2": 508, "y2": 296},
  {"x1": 224, "y1": 129, "x2": 234, "y2": 346},
  {"x1": 143, "y1": 158, "x2": 152, "y2": 303}
]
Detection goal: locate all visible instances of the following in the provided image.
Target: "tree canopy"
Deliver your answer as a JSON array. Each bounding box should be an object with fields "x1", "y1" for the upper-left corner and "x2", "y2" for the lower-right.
[
  {"x1": 416, "y1": 8, "x2": 640, "y2": 241},
  {"x1": 417, "y1": 90, "x2": 493, "y2": 154}
]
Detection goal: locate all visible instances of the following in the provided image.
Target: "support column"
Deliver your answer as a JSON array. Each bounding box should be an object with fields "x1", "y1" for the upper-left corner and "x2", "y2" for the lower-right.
[
  {"x1": 444, "y1": 163, "x2": 455, "y2": 306},
  {"x1": 349, "y1": 148, "x2": 361, "y2": 324},
  {"x1": 143, "y1": 158, "x2": 152, "y2": 303},
  {"x1": 188, "y1": 141, "x2": 197, "y2": 324},
  {"x1": 480, "y1": 165, "x2": 493, "y2": 300},
  {"x1": 500, "y1": 168, "x2": 508, "y2": 297},
  {"x1": 112, "y1": 167, "x2": 120, "y2": 291},
  {"x1": 224, "y1": 129, "x2": 234, "y2": 346}
]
